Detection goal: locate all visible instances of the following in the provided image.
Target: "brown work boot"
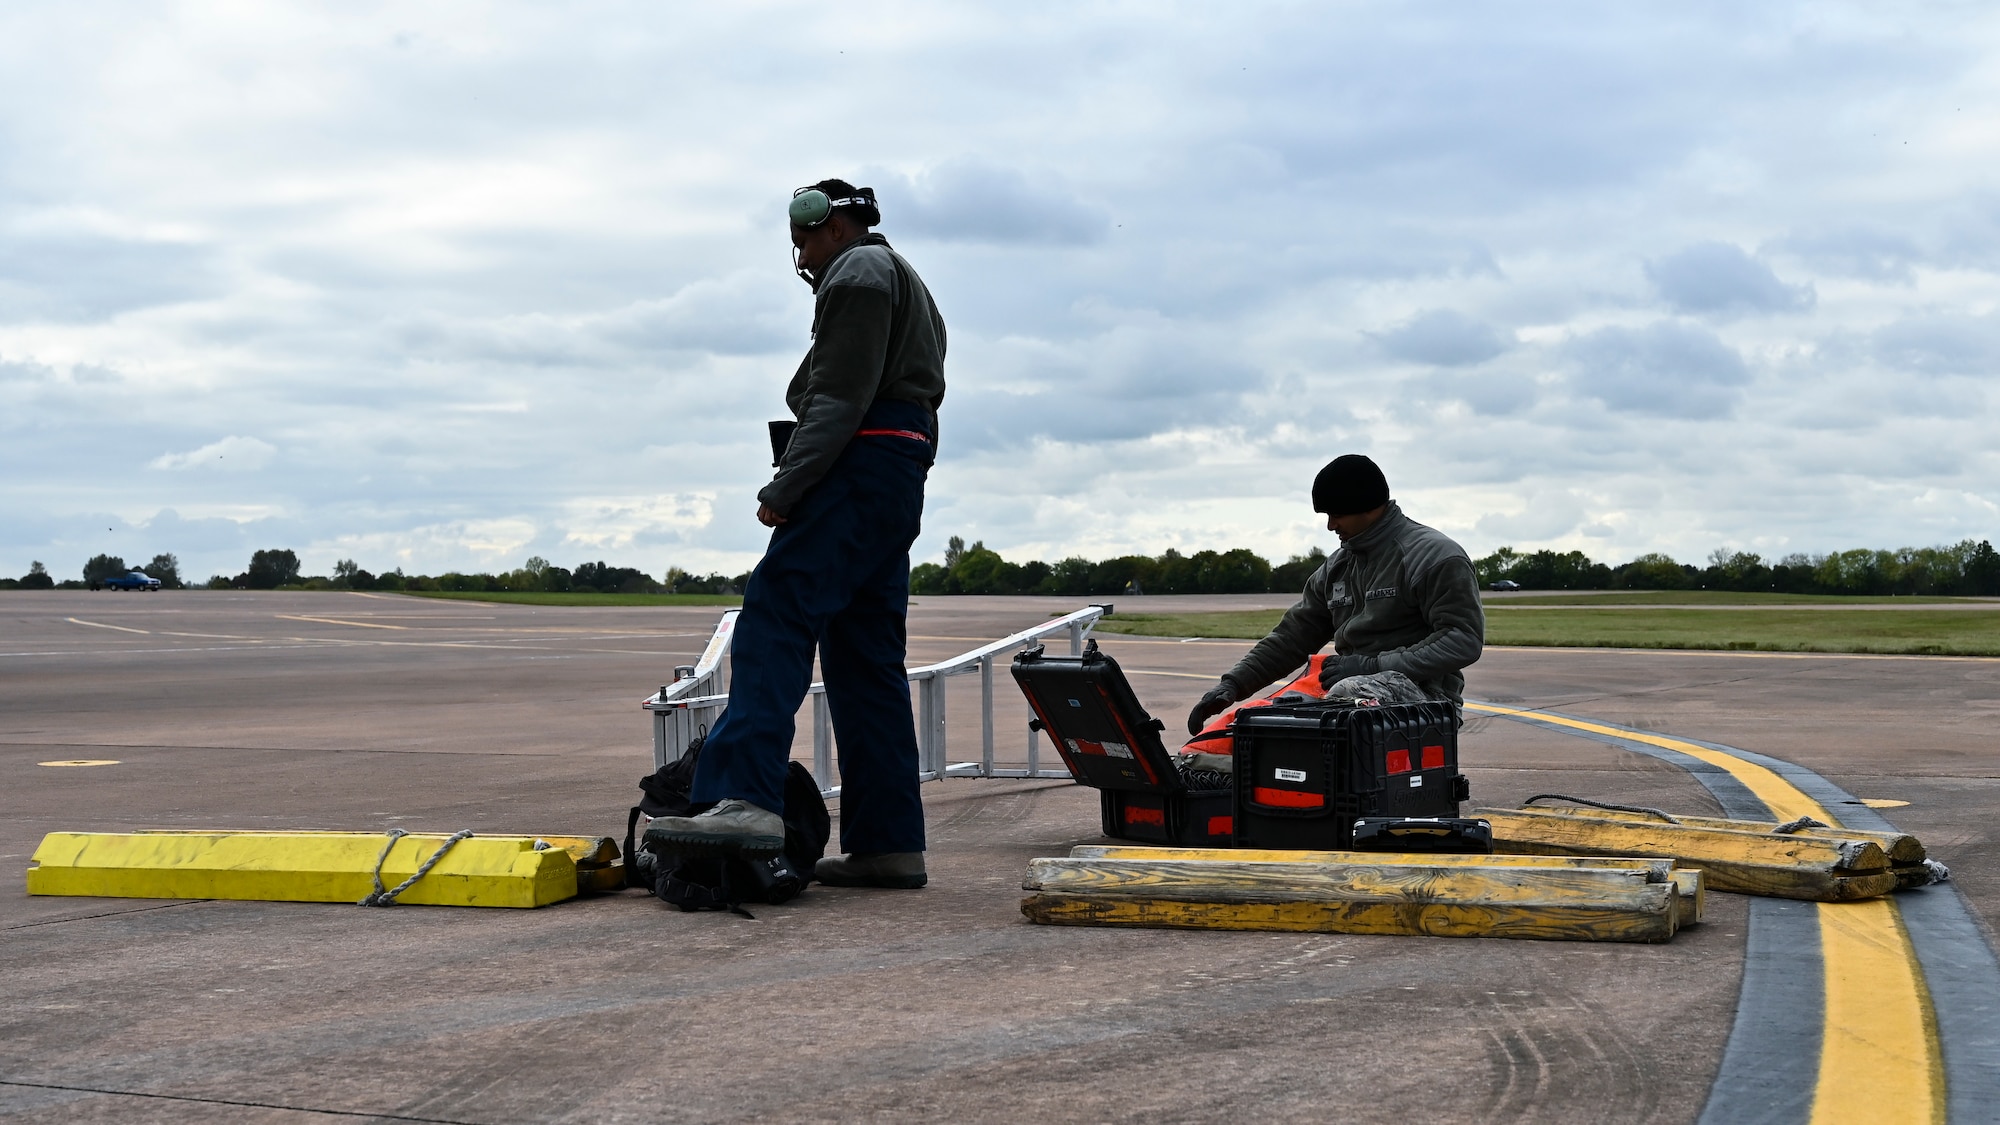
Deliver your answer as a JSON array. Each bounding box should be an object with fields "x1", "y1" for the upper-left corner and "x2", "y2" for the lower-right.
[
  {"x1": 644, "y1": 799, "x2": 785, "y2": 859},
  {"x1": 815, "y1": 851, "x2": 926, "y2": 889}
]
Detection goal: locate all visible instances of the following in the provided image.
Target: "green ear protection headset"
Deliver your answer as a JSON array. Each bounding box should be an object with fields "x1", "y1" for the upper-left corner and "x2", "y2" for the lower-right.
[
  {"x1": 790, "y1": 185, "x2": 878, "y2": 286},
  {"x1": 789, "y1": 185, "x2": 876, "y2": 228}
]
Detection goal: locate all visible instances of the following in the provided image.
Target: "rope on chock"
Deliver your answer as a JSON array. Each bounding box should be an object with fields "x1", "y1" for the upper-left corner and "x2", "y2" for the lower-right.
[
  {"x1": 1771, "y1": 816, "x2": 1831, "y2": 835},
  {"x1": 358, "y1": 829, "x2": 475, "y2": 907},
  {"x1": 1523, "y1": 794, "x2": 1680, "y2": 824}
]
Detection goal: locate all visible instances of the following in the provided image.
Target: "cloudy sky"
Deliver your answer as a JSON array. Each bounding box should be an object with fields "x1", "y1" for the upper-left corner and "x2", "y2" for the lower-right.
[{"x1": 4, "y1": 2, "x2": 1997, "y2": 583}]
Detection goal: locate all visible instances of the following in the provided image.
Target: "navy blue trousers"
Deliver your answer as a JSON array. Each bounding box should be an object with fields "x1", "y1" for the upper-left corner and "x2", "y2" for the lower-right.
[{"x1": 690, "y1": 402, "x2": 932, "y2": 855}]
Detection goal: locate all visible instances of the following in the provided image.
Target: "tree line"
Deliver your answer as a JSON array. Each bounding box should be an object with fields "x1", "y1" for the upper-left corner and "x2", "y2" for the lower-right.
[
  {"x1": 911, "y1": 537, "x2": 1318, "y2": 596},
  {"x1": 0, "y1": 551, "x2": 751, "y2": 594},
  {"x1": 0, "y1": 554, "x2": 186, "y2": 590},
  {"x1": 6, "y1": 537, "x2": 1996, "y2": 597},
  {"x1": 309, "y1": 556, "x2": 755, "y2": 595},
  {"x1": 1474, "y1": 541, "x2": 2000, "y2": 596},
  {"x1": 198, "y1": 552, "x2": 754, "y2": 594},
  {"x1": 906, "y1": 535, "x2": 2000, "y2": 597}
]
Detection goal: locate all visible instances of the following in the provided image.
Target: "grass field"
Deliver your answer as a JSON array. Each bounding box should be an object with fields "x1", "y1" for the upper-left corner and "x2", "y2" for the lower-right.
[
  {"x1": 1094, "y1": 606, "x2": 2000, "y2": 655},
  {"x1": 1491, "y1": 590, "x2": 1995, "y2": 606},
  {"x1": 397, "y1": 591, "x2": 743, "y2": 607}
]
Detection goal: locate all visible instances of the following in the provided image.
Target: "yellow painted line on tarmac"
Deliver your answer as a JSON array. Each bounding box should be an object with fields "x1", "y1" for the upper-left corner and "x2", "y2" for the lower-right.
[
  {"x1": 1466, "y1": 702, "x2": 1943, "y2": 1124},
  {"x1": 1812, "y1": 900, "x2": 1944, "y2": 1125},
  {"x1": 64, "y1": 618, "x2": 150, "y2": 635},
  {"x1": 39, "y1": 760, "x2": 121, "y2": 767},
  {"x1": 1467, "y1": 703, "x2": 1824, "y2": 822},
  {"x1": 273, "y1": 614, "x2": 410, "y2": 630},
  {"x1": 1124, "y1": 669, "x2": 1215, "y2": 680}
]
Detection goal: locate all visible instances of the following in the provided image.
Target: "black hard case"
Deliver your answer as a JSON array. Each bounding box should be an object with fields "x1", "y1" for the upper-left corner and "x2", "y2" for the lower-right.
[
  {"x1": 1351, "y1": 816, "x2": 1494, "y2": 854},
  {"x1": 1010, "y1": 642, "x2": 1233, "y2": 847},
  {"x1": 1231, "y1": 699, "x2": 1469, "y2": 850}
]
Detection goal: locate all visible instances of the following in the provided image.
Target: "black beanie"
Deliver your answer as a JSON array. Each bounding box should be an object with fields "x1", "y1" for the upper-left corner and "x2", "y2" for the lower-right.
[{"x1": 1312, "y1": 455, "x2": 1390, "y2": 515}]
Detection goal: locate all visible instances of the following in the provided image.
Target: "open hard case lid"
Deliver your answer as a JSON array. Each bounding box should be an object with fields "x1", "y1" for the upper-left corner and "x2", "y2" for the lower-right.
[{"x1": 1010, "y1": 639, "x2": 1184, "y2": 793}]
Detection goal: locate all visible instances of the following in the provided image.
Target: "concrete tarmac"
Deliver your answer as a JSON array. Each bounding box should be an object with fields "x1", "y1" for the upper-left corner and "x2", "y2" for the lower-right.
[{"x1": 2, "y1": 592, "x2": 1994, "y2": 1123}]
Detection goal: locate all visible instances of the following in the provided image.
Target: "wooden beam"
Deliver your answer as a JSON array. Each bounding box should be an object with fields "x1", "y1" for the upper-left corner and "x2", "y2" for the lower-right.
[
  {"x1": 534, "y1": 835, "x2": 626, "y2": 895},
  {"x1": 1473, "y1": 808, "x2": 1898, "y2": 902},
  {"x1": 1021, "y1": 857, "x2": 1679, "y2": 942},
  {"x1": 1509, "y1": 805, "x2": 1925, "y2": 863},
  {"x1": 1504, "y1": 805, "x2": 1932, "y2": 890},
  {"x1": 1670, "y1": 870, "x2": 1704, "y2": 924},
  {"x1": 1067, "y1": 846, "x2": 1703, "y2": 923},
  {"x1": 1021, "y1": 896, "x2": 1682, "y2": 942}
]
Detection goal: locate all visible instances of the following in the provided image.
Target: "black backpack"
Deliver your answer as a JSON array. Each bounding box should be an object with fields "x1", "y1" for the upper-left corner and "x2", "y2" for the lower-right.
[{"x1": 624, "y1": 736, "x2": 832, "y2": 915}]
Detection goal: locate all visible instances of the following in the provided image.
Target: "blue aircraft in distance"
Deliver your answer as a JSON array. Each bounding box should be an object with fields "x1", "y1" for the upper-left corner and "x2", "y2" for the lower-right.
[{"x1": 98, "y1": 571, "x2": 162, "y2": 591}]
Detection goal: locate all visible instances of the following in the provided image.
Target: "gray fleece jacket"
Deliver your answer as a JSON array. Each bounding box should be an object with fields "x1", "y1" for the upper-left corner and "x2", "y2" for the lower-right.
[
  {"x1": 758, "y1": 234, "x2": 947, "y2": 515},
  {"x1": 1223, "y1": 502, "x2": 1485, "y2": 703}
]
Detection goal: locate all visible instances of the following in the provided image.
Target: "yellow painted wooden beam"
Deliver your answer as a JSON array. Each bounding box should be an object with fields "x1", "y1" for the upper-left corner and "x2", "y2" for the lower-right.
[
  {"x1": 1023, "y1": 892, "x2": 1676, "y2": 943},
  {"x1": 1073, "y1": 844, "x2": 1664, "y2": 874},
  {"x1": 1067, "y1": 846, "x2": 1703, "y2": 923},
  {"x1": 1022, "y1": 857, "x2": 1678, "y2": 942},
  {"x1": 1513, "y1": 805, "x2": 1926, "y2": 864},
  {"x1": 1671, "y1": 870, "x2": 1705, "y2": 925},
  {"x1": 534, "y1": 835, "x2": 625, "y2": 894},
  {"x1": 27, "y1": 831, "x2": 580, "y2": 908},
  {"x1": 1506, "y1": 805, "x2": 1932, "y2": 891},
  {"x1": 1475, "y1": 808, "x2": 1897, "y2": 902},
  {"x1": 1028, "y1": 856, "x2": 1669, "y2": 899}
]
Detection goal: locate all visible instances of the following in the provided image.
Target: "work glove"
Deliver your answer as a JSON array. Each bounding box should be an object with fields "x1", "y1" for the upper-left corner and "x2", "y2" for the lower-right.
[
  {"x1": 1326, "y1": 653, "x2": 1375, "y2": 683},
  {"x1": 1186, "y1": 680, "x2": 1241, "y2": 736}
]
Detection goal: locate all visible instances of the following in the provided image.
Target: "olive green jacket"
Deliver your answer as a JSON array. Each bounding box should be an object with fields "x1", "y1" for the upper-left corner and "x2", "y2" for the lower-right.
[
  {"x1": 1223, "y1": 502, "x2": 1485, "y2": 703},
  {"x1": 759, "y1": 234, "x2": 947, "y2": 515}
]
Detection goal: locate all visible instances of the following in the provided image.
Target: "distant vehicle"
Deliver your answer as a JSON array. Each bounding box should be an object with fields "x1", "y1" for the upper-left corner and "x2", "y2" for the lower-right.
[
  {"x1": 1488, "y1": 579, "x2": 1522, "y2": 592},
  {"x1": 98, "y1": 571, "x2": 162, "y2": 592}
]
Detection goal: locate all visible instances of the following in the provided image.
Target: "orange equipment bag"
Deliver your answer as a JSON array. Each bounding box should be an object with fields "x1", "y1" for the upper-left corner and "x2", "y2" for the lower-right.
[{"x1": 1182, "y1": 653, "x2": 1344, "y2": 758}]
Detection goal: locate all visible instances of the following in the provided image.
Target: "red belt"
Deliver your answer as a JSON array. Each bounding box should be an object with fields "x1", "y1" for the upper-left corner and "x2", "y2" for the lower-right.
[{"x1": 856, "y1": 428, "x2": 933, "y2": 443}]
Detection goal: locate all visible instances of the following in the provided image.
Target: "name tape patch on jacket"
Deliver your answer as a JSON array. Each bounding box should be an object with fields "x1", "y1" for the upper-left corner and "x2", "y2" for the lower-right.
[{"x1": 1365, "y1": 586, "x2": 1399, "y2": 600}]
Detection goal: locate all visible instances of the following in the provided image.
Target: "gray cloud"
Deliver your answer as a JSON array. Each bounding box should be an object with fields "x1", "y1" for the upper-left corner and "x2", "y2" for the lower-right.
[
  {"x1": 1372, "y1": 309, "x2": 1510, "y2": 366},
  {"x1": 0, "y1": 230, "x2": 217, "y2": 320},
  {"x1": 1871, "y1": 312, "x2": 2000, "y2": 377},
  {"x1": 1474, "y1": 491, "x2": 1590, "y2": 544},
  {"x1": 1566, "y1": 321, "x2": 1751, "y2": 419},
  {"x1": 1, "y1": 4, "x2": 1997, "y2": 579},
  {"x1": 149, "y1": 435, "x2": 277, "y2": 472},
  {"x1": 940, "y1": 316, "x2": 1273, "y2": 451},
  {"x1": 1405, "y1": 368, "x2": 1539, "y2": 416},
  {"x1": 1646, "y1": 243, "x2": 1815, "y2": 317},
  {"x1": 1771, "y1": 227, "x2": 1923, "y2": 283},
  {"x1": 874, "y1": 158, "x2": 1110, "y2": 246}
]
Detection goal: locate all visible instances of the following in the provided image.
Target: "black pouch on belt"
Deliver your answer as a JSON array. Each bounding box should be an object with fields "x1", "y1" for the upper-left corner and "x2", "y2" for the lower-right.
[{"x1": 768, "y1": 420, "x2": 797, "y2": 467}]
